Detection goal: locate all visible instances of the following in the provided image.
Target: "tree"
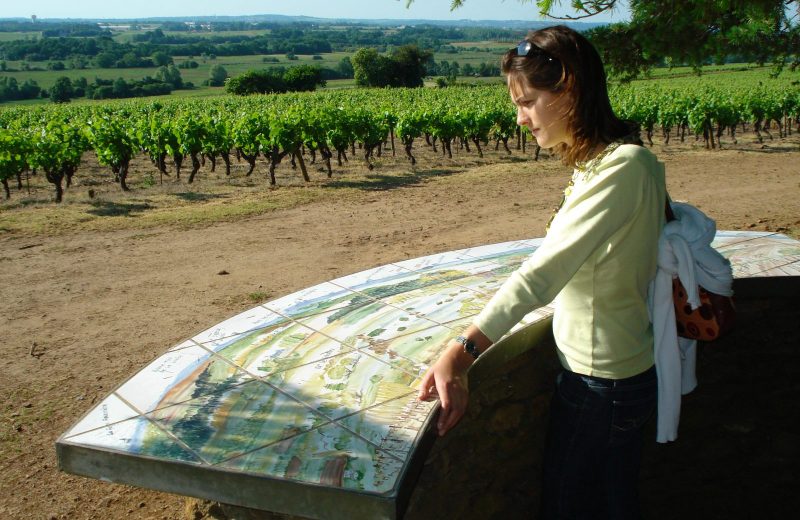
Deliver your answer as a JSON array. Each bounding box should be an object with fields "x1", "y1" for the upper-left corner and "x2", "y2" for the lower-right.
[
  {"x1": 155, "y1": 65, "x2": 184, "y2": 89},
  {"x1": 94, "y1": 51, "x2": 117, "y2": 68},
  {"x1": 407, "y1": 0, "x2": 800, "y2": 78},
  {"x1": 283, "y1": 65, "x2": 326, "y2": 91},
  {"x1": 351, "y1": 46, "x2": 431, "y2": 87},
  {"x1": 351, "y1": 48, "x2": 393, "y2": 87},
  {"x1": 18, "y1": 79, "x2": 41, "y2": 99},
  {"x1": 225, "y1": 69, "x2": 287, "y2": 95},
  {"x1": 152, "y1": 51, "x2": 172, "y2": 67},
  {"x1": 112, "y1": 78, "x2": 130, "y2": 98},
  {"x1": 71, "y1": 77, "x2": 87, "y2": 97},
  {"x1": 208, "y1": 64, "x2": 228, "y2": 86},
  {"x1": 337, "y1": 56, "x2": 354, "y2": 78},
  {"x1": 391, "y1": 45, "x2": 433, "y2": 87},
  {"x1": 49, "y1": 76, "x2": 73, "y2": 103}
]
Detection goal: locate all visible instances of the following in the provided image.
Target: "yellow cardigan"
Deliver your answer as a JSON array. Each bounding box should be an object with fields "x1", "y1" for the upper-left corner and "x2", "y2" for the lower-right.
[{"x1": 473, "y1": 144, "x2": 666, "y2": 379}]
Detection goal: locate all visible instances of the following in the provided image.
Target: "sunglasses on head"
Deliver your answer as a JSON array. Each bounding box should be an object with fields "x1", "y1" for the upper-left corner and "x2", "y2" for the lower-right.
[{"x1": 516, "y1": 40, "x2": 555, "y2": 62}]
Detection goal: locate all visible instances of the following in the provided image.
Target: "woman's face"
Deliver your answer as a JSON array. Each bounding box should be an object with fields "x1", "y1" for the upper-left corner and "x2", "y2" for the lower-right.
[{"x1": 508, "y1": 75, "x2": 572, "y2": 149}]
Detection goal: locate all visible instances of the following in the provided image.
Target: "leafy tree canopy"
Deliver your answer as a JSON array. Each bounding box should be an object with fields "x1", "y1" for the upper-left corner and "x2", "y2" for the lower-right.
[
  {"x1": 408, "y1": 0, "x2": 799, "y2": 79},
  {"x1": 225, "y1": 65, "x2": 326, "y2": 95},
  {"x1": 208, "y1": 64, "x2": 229, "y2": 87},
  {"x1": 49, "y1": 76, "x2": 73, "y2": 103},
  {"x1": 351, "y1": 45, "x2": 433, "y2": 87}
]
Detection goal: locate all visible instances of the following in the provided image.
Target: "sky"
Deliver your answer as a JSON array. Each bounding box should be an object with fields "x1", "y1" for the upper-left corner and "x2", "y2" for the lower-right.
[{"x1": 4, "y1": 1, "x2": 630, "y2": 23}]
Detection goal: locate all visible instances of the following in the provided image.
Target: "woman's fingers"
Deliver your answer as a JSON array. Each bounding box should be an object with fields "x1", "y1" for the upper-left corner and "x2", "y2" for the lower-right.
[
  {"x1": 417, "y1": 370, "x2": 435, "y2": 401},
  {"x1": 416, "y1": 347, "x2": 471, "y2": 435},
  {"x1": 437, "y1": 381, "x2": 467, "y2": 436}
]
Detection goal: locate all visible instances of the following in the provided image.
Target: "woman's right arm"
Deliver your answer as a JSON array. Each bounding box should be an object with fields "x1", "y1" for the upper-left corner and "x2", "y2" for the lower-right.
[{"x1": 418, "y1": 324, "x2": 492, "y2": 436}]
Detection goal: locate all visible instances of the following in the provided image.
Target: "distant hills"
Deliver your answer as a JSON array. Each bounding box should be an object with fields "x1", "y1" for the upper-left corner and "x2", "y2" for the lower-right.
[{"x1": 0, "y1": 14, "x2": 606, "y2": 31}]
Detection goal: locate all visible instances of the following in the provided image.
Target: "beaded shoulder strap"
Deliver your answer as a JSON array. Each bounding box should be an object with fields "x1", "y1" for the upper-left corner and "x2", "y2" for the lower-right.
[{"x1": 546, "y1": 141, "x2": 623, "y2": 232}]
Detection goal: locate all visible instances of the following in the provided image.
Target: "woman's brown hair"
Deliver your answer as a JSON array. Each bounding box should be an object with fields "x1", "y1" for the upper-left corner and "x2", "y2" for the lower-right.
[{"x1": 501, "y1": 25, "x2": 640, "y2": 167}]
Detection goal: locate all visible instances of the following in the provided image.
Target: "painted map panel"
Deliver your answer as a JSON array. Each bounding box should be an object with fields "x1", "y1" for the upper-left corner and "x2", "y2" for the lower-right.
[{"x1": 218, "y1": 423, "x2": 405, "y2": 494}]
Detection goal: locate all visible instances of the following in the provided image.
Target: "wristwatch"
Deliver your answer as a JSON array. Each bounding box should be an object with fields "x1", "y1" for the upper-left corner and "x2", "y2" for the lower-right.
[{"x1": 455, "y1": 335, "x2": 481, "y2": 359}]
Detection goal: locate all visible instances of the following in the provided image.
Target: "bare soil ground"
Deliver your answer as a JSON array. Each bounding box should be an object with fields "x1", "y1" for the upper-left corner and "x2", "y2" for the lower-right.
[{"x1": 1, "y1": 132, "x2": 799, "y2": 519}]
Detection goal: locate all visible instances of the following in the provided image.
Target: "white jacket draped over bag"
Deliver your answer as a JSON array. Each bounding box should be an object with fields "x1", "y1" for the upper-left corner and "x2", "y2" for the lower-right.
[{"x1": 648, "y1": 202, "x2": 733, "y2": 443}]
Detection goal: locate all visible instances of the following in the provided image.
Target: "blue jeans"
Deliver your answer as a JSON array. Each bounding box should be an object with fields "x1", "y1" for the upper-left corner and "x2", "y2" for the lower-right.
[{"x1": 540, "y1": 365, "x2": 657, "y2": 520}]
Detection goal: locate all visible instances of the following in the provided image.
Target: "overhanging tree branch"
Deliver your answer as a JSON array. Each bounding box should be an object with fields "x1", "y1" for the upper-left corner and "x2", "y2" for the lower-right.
[{"x1": 404, "y1": 0, "x2": 799, "y2": 77}]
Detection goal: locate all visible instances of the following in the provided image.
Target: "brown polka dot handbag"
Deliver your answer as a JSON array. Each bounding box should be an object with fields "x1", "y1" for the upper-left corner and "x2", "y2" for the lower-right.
[
  {"x1": 672, "y1": 278, "x2": 736, "y2": 341},
  {"x1": 666, "y1": 199, "x2": 736, "y2": 341}
]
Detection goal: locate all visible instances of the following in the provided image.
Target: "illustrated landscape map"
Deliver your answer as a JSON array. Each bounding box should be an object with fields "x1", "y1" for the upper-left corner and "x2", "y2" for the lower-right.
[{"x1": 57, "y1": 231, "x2": 800, "y2": 516}]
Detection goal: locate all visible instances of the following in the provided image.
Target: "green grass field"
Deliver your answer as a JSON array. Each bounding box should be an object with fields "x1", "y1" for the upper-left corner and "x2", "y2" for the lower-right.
[
  {"x1": 1, "y1": 29, "x2": 797, "y2": 108},
  {"x1": 0, "y1": 31, "x2": 41, "y2": 41}
]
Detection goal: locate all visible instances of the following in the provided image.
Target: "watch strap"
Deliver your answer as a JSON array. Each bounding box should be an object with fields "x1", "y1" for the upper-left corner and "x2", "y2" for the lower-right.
[{"x1": 455, "y1": 335, "x2": 480, "y2": 359}]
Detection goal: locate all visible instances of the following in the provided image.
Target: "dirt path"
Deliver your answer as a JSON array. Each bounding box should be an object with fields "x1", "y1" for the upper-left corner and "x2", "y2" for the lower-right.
[{"x1": 1, "y1": 139, "x2": 799, "y2": 519}]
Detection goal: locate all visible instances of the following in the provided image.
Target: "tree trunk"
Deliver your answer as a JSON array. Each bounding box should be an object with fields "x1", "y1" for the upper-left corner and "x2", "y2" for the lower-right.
[
  {"x1": 221, "y1": 152, "x2": 231, "y2": 175},
  {"x1": 319, "y1": 146, "x2": 333, "y2": 178},
  {"x1": 522, "y1": 131, "x2": 526, "y2": 153},
  {"x1": 471, "y1": 137, "x2": 483, "y2": 158},
  {"x1": 501, "y1": 137, "x2": 511, "y2": 154},
  {"x1": 240, "y1": 150, "x2": 258, "y2": 176},
  {"x1": 268, "y1": 147, "x2": 280, "y2": 185},
  {"x1": 119, "y1": 160, "x2": 130, "y2": 191},
  {"x1": 188, "y1": 153, "x2": 201, "y2": 183},
  {"x1": 157, "y1": 153, "x2": 168, "y2": 175},
  {"x1": 2, "y1": 178, "x2": 9, "y2": 199},
  {"x1": 364, "y1": 145, "x2": 375, "y2": 171},
  {"x1": 403, "y1": 138, "x2": 416, "y2": 165},
  {"x1": 533, "y1": 144, "x2": 541, "y2": 161},
  {"x1": 390, "y1": 129, "x2": 395, "y2": 157},
  {"x1": 209, "y1": 155, "x2": 217, "y2": 173},
  {"x1": 173, "y1": 153, "x2": 184, "y2": 179},
  {"x1": 16, "y1": 171, "x2": 23, "y2": 190},
  {"x1": 516, "y1": 127, "x2": 522, "y2": 150},
  {"x1": 294, "y1": 149, "x2": 310, "y2": 182},
  {"x1": 45, "y1": 168, "x2": 64, "y2": 203}
]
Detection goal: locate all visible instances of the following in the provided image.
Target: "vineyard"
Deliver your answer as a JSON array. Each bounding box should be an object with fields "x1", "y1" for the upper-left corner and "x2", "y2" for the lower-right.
[{"x1": 1, "y1": 75, "x2": 800, "y2": 203}]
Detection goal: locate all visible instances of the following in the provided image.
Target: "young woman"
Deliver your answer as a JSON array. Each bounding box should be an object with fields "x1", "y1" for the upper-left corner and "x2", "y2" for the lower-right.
[{"x1": 418, "y1": 25, "x2": 666, "y2": 519}]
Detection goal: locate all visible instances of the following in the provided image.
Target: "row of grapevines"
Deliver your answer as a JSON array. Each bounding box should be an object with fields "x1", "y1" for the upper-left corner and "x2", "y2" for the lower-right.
[{"x1": 1, "y1": 78, "x2": 798, "y2": 202}]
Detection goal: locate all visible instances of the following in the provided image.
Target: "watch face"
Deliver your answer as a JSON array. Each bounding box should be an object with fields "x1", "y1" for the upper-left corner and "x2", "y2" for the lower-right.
[{"x1": 456, "y1": 336, "x2": 479, "y2": 358}]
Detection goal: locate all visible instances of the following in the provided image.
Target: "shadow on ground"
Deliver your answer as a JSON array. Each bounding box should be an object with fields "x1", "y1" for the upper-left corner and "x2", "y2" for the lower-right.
[
  {"x1": 86, "y1": 201, "x2": 153, "y2": 217},
  {"x1": 325, "y1": 169, "x2": 461, "y2": 191},
  {"x1": 173, "y1": 192, "x2": 226, "y2": 202}
]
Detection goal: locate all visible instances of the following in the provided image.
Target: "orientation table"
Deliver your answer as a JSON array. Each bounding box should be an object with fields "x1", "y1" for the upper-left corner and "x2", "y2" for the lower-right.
[{"x1": 57, "y1": 231, "x2": 800, "y2": 519}]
